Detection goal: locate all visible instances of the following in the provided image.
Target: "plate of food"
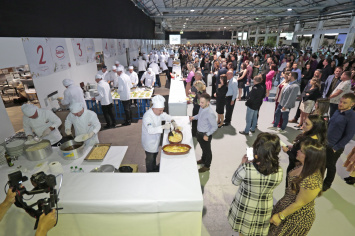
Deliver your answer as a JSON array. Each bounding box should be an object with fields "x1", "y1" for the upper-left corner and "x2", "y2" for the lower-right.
[
  {"x1": 162, "y1": 144, "x2": 191, "y2": 155},
  {"x1": 168, "y1": 130, "x2": 183, "y2": 144}
]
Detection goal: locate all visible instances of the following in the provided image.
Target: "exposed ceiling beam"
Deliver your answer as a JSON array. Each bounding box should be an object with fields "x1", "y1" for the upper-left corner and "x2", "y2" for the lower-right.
[
  {"x1": 152, "y1": 13, "x2": 311, "y2": 18},
  {"x1": 160, "y1": 6, "x2": 325, "y2": 12}
]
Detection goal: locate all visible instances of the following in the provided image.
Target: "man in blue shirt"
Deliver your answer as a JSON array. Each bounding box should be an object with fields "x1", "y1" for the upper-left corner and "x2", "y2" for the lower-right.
[
  {"x1": 324, "y1": 93, "x2": 355, "y2": 191},
  {"x1": 291, "y1": 63, "x2": 302, "y2": 83},
  {"x1": 190, "y1": 93, "x2": 218, "y2": 173}
]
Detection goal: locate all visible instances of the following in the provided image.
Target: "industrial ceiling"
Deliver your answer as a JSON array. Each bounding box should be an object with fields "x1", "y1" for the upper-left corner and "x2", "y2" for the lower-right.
[{"x1": 131, "y1": 0, "x2": 355, "y2": 32}]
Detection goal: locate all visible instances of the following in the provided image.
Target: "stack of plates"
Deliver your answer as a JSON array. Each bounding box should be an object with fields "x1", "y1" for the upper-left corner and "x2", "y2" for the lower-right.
[
  {"x1": 6, "y1": 139, "x2": 25, "y2": 157},
  {"x1": 0, "y1": 146, "x2": 6, "y2": 166}
]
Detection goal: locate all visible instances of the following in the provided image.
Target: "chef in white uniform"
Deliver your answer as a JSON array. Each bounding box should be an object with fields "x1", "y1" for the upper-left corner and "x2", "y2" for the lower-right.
[
  {"x1": 128, "y1": 66, "x2": 138, "y2": 87},
  {"x1": 59, "y1": 79, "x2": 86, "y2": 108},
  {"x1": 22, "y1": 104, "x2": 62, "y2": 145},
  {"x1": 65, "y1": 103, "x2": 101, "y2": 146},
  {"x1": 141, "y1": 95, "x2": 178, "y2": 172},
  {"x1": 149, "y1": 62, "x2": 160, "y2": 87},
  {"x1": 98, "y1": 65, "x2": 109, "y2": 82},
  {"x1": 117, "y1": 66, "x2": 133, "y2": 126},
  {"x1": 108, "y1": 66, "x2": 118, "y2": 86},
  {"x1": 141, "y1": 68, "x2": 156, "y2": 87}
]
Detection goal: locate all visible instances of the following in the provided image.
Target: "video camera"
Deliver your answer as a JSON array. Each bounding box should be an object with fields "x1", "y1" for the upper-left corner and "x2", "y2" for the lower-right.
[{"x1": 7, "y1": 171, "x2": 62, "y2": 230}]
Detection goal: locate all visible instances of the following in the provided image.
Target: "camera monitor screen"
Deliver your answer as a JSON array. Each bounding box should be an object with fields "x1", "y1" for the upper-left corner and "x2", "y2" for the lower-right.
[{"x1": 169, "y1": 35, "x2": 181, "y2": 44}]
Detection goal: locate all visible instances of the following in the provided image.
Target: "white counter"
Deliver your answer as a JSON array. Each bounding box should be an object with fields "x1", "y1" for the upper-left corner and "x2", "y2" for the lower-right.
[
  {"x1": 169, "y1": 65, "x2": 187, "y2": 116},
  {"x1": 0, "y1": 116, "x2": 203, "y2": 236}
]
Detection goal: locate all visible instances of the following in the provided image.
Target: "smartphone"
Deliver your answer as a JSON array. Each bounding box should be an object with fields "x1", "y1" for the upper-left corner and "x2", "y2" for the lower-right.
[
  {"x1": 279, "y1": 140, "x2": 287, "y2": 148},
  {"x1": 247, "y1": 147, "x2": 254, "y2": 161}
]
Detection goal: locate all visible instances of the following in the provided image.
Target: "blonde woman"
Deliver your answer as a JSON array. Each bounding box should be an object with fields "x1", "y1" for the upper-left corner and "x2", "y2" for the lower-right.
[{"x1": 183, "y1": 63, "x2": 195, "y2": 97}]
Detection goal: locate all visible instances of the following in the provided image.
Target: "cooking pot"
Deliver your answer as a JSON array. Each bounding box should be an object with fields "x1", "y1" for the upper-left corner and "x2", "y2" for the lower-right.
[
  {"x1": 59, "y1": 140, "x2": 85, "y2": 160},
  {"x1": 24, "y1": 139, "x2": 53, "y2": 161}
]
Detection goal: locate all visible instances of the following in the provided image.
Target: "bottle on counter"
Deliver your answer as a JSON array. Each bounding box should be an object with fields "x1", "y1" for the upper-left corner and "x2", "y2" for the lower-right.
[
  {"x1": 70, "y1": 166, "x2": 74, "y2": 173},
  {"x1": 79, "y1": 167, "x2": 84, "y2": 173},
  {"x1": 74, "y1": 166, "x2": 78, "y2": 173},
  {"x1": 5, "y1": 154, "x2": 14, "y2": 167}
]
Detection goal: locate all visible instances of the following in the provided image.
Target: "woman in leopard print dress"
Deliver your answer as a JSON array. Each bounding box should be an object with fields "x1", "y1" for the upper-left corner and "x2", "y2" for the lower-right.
[{"x1": 268, "y1": 138, "x2": 326, "y2": 236}]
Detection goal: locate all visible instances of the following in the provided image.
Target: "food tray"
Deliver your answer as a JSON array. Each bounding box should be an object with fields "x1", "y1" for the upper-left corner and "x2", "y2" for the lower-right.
[
  {"x1": 168, "y1": 130, "x2": 183, "y2": 144},
  {"x1": 162, "y1": 144, "x2": 191, "y2": 155},
  {"x1": 84, "y1": 143, "x2": 111, "y2": 161}
]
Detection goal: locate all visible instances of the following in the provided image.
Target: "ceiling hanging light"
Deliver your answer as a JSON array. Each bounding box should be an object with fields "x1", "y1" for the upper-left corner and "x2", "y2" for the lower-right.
[
  {"x1": 190, "y1": 9, "x2": 195, "y2": 12},
  {"x1": 287, "y1": 8, "x2": 292, "y2": 11},
  {"x1": 221, "y1": 17, "x2": 224, "y2": 20}
]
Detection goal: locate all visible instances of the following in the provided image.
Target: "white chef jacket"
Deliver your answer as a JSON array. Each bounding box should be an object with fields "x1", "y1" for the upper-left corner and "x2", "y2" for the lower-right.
[
  {"x1": 98, "y1": 70, "x2": 109, "y2": 82},
  {"x1": 117, "y1": 73, "x2": 132, "y2": 101},
  {"x1": 168, "y1": 57, "x2": 173, "y2": 67},
  {"x1": 95, "y1": 80, "x2": 112, "y2": 105},
  {"x1": 23, "y1": 109, "x2": 62, "y2": 145},
  {"x1": 138, "y1": 59, "x2": 147, "y2": 72},
  {"x1": 149, "y1": 63, "x2": 160, "y2": 75},
  {"x1": 113, "y1": 75, "x2": 119, "y2": 88},
  {"x1": 65, "y1": 109, "x2": 101, "y2": 146},
  {"x1": 160, "y1": 54, "x2": 165, "y2": 63},
  {"x1": 108, "y1": 71, "x2": 118, "y2": 83},
  {"x1": 128, "y1": 71, "x2": 139, "y2": 86},
  {"x1": 141, "y1": 109, "x2": 172, "y2": 153},
  {"x1": 160, "y1": 60, "x2": 168, "y2": 71},
  {"x1": 61, "y1": 84, "x2": 86, "y2": 109},
  {"x1": 154, "y1": 54, "x2": 159, "y2": 63},
  {"x1": 141, "y1": 71, "x2": 156, "y2": 87}
]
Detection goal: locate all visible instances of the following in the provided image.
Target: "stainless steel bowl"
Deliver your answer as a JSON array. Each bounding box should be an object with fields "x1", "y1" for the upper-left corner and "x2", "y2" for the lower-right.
[
  {"x1": 59, "y1": 140, "x2": 85, "y2": 160},
  {"x1": 24, "y1": 140, "x2": 53, "y2": 161}
]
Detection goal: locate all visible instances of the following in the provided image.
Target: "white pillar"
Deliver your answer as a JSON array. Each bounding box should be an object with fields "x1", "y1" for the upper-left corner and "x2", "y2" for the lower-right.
[
  {"x1": 311, "y1": 21, "x2": 324, "y2": 52},
  {"x1": 276, "y1": 25, "x2": 282, "y2": 47},
  {"x1": 241, "y1": 27, "x2": 245, "y2": 45},
  {"x1": 264, "y1": 27, "x2": 270, "y2": 43},
  {"x1": 342, "y1": 16, "x2": 355, "y2": 54},
  {"x1": 255, "y1": 27, "x2": 259, "y2": 45},
  {"x1": 247, "y1": 26, "x2": 251, "y2": 46},
  {"x1": 292, "y1": 22, "x2": 301, "y2": 43}
]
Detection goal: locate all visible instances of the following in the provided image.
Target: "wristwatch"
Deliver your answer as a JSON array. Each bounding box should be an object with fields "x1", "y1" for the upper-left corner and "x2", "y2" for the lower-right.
[{"x1": 279, "y1": 212, "x2": 286, "y2": 220}]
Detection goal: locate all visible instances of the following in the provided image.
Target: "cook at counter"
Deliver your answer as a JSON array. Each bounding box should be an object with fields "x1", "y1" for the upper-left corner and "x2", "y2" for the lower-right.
[
  {"x1": 65, "y1": 103, "x2": 101, "y2": 146},
  {"x1": 58, "y1": 79, "x2": 86, "y2": 109},
  {"x1": 142, "y1": 95, "x2": 178, "y2": 172},
  {"x1": 22, "y1": 104, "x2": 63, "y2": 146}
]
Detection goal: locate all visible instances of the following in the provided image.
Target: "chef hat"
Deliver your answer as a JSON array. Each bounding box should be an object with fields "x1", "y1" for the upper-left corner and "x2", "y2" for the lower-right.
[
  {"x1": 112, "y1": 66, "x2": 117, "y2": 70},
  {"x1": 21, "y1": 103, "x2": 37, "y2": 117},
  {"x1": 95, "y1": 74, "x2": 102, "y2": 79},
  {"x1": 152, "y1": 95, "x2": 165, "y2": 108},
  {"x1": 115, "y1": 61, "x2": 120, "y2": 64},
  {"x1": 147, "y1": 68, "x2": 152, "y2": 73},
  {"x1": 117, "y1": 66, "x2": 124, "y2": 72},
  {"x1": 62, "y1": 79, "x2": 73, "y2": 87},
  {"x1": 128, "y1": 66, "x2": 134, "y2": 70},
  {"x1": 69, "y1": 102, "x2": 83, "y2": 113}
]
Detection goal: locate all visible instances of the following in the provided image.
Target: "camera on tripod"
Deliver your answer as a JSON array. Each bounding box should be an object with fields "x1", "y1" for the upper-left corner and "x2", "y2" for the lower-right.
[{"x1": 7, "y1": 170, "x2": 62, "y2": 230}]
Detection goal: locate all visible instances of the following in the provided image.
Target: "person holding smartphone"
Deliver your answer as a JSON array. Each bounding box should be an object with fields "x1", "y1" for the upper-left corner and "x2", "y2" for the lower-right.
[{"x1": 228, "y1": 133, "x2": 283, "y2": 236}]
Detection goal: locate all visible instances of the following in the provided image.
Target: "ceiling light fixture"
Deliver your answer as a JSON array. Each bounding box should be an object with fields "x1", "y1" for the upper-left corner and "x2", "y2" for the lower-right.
[
  {"x1": 287, "y1": 8, "x2": 292, "y2": 11},
  {"x1": 190, "y1": 9, "x2": 195, "y2": 12},
  {"x1": 186, "y1": 18, "x2": 189, "y2": 20},
  {"x1": 221, "y1": 17, "x2": 224, "y2": 19}
]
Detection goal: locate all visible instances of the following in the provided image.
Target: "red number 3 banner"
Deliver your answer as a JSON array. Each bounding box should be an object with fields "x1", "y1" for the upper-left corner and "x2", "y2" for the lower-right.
[
  {"x1": 71, "y1": 38, "x2": 88, "y2": 66},
  {"x1": 22, "y1": 38, "x2": 55, "y2": 78}
]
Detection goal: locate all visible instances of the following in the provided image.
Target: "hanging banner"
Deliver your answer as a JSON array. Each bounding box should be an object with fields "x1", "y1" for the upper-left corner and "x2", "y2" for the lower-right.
[
  {"x1": 48, "y1": 38, "x2": 71, "y2": 72},
  {"x1": 22, "y1": 38, "x2": 55, "y2": 78},
  {"x1": 108, "y1": 39, "x2": 116, "y2": 57},
  {"x1": 117, "y1": 39, "x2": 125, "y2": 55},
  {"x1": 84, "y1": 38, "x2": 96, "y2": 63},
  {"x1": 102, "y1": 39, "x2": 110, "y2": 58},
  {"x1": 71, "y1": 38, "x2": 88, "y2": 66}
]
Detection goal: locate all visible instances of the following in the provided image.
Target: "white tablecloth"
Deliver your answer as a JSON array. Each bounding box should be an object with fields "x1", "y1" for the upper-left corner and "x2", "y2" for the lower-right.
[
  {"x1": 0, "y1": 117, "x2": 203, "y2": 235},
  {"x1": 169, "y1": 65, "x2": 187, "y2": 116}
]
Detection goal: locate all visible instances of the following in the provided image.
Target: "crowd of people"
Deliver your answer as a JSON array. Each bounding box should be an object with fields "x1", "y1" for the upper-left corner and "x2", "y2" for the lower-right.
[{"x1": 174, "y1": 43, "x2": 355, "y2": 235}]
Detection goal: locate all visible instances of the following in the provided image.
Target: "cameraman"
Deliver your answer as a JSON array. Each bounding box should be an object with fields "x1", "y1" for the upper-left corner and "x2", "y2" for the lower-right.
[{"x1": 0, "y1": 189, "x2": 57, "y2": 236}]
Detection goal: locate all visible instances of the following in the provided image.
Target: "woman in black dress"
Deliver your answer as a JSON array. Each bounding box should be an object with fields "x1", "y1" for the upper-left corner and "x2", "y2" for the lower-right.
[{"x1": 215, "y1": 74, "x2": 228, "y2": 128}]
